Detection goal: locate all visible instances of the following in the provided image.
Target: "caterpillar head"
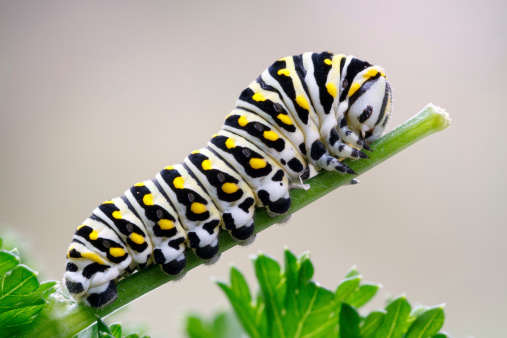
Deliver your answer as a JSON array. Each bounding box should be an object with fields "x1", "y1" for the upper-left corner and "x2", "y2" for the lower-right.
[{"x1": 339, "y1": 58, "x2": 393, "y2": 143}]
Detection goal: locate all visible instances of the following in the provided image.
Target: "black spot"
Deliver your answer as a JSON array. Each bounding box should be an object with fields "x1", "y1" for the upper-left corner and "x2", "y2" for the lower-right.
[
  {"x1": 310, "y1": 141, "x2": 327, "y2": 161},
  {"x1": 257, "y1": 190, "x2": 270, "y2": 206},
  {"x1": 359, "y1": 105, "x2": 373, "y2": 123},
  {"x1": 222, "y1": 213, "x2": 236, "y2": 230},
  {"x1": 87, "y1": 280, "x2": 117, "y2": 308},
  {"x1": 168, "y1": 237, "x2": 186, "y2": 250},
  {"x1": 187, "y1": 232, "x2": 200, "y2": 248},
  {"x1": 280, "y1": 159, "x2": 286, "y2": 165},
  {"x1": 162, "y1": 257, "x2": 186, "y2": 275},
  {"x1": 66, "y1": 262, "x2": 78, "y2": 272},
  {"x1": 299, "y1": 143, "x2": 307, "y2": 155},
  {"x1": 65, "y1": 280, "x2": 84, "y2": 294},
  {"x1": 272, "y1": 169, "x2": 284, "y2": 182},
  {"x1": 231, "y1": 223, "x2": 254, "y2": 240},
  {"x1": 338, "y1": 144, "x2": 345, "y2": 152},
  {"x1": 287, "y1": 158, "x2": 304, "y2": 173},
  {"x1": 82, "y1": 263, "x2": 109, "y2": 279},
  {"x1": 153, "y1": 248, "x2": 165, "y2": 264},
  {"x1": 329, "y1": 129, "x2": 340, "y2": 146},
  {"x1": 238, "y1": 197, "x2": 255, "y2": 213},
  {"x1": 203, "y1": 219, "x2": 220, "y2": 235},
  {"x1": 339, "y1": 118, "x2": 348, "y2": 128}
]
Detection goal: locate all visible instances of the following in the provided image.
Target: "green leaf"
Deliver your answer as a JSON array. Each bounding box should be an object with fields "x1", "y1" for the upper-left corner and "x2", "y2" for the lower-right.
[
  {"x1": 216, "y1": 268, "x2": 266, "y2": 338},
  {"x1": 109, "y1": 322, "x2": 122, "y2": 338},
  {"x1": 230, "y1": 266, "x2": 252, "y2": 305},
  {"x1": 0, "y1": 251, "x2": 19, "y2": 276},
  {"x1": 335, "y1": 275, "x2": 361, "y2": 302},
  {"x1": 186, "y1": 315, "x2": 213, "y2": 338},
  {"x1": 339, "y1": 303, "x2": 360, "y2": 338},
  {"x1": 345, "y1": 266, "x2": 361, "y2": 278},
  {"x1": 375, "y1": 296, "x2": 411, "y2": 338},
  {"x1": 359, "y1": 311, "x2": 385, "y2": 338},
  {"x1": 254, "y1": 254, "x2": 286, "y2": 338},
  {"x1": 406, "y1": 305, "x2": 445, "y2": 338},
  {"x1": 185, "y1": 311, "x2": 243, "y2": 338},
  {"x1": 0, "y1": 265, "x2": 40, "y2": 310},
  {"x1": 344, "y1": 283, "x2": 380, "y2": 308},
  {"x1": 432, "y1": 334, "x2": 450, "y2": 338},
  {"x1": 96, "y1": 317, "x2": 113, "y2": 335},
  {"x1": 0, "y1": 304, "x2": 44, "y2": 337}
]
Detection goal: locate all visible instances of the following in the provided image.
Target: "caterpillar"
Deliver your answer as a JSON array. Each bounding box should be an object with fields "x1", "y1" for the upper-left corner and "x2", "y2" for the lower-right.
[{"x1": 64, "y1": 52, "x2": 392, "y2": 308}]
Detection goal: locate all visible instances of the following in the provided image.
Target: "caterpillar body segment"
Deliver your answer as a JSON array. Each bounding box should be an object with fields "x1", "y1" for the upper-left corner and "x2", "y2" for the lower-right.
[{"x1": 64, "y1": 51, "x2": 392, "y2": 308}]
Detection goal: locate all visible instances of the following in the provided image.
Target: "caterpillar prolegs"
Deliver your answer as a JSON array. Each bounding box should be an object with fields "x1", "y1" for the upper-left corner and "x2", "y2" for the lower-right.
[{"x1": 64, "y1": 52, "x2": 392, "y2": 308}]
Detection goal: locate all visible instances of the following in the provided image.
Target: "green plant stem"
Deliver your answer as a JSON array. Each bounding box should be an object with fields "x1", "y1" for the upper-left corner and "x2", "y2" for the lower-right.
[{"x1": 25, "y1": 104, "x2": 450, "y2": 338}]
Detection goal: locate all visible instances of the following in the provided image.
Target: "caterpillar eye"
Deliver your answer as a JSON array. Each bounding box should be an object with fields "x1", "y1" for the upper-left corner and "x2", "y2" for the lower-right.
[
  {"x1": 273, "y1": 103, "x2": 283, "y2": 113},
  {"x1": 188, "y1": 193, "x2": 195, "y2": 202},
  {"x1": 102, "y1": 241, "x2": 111, "y2": 248},
  {"x1": 254, "y1": 122, "x2": 263, "y2": 131},
  {"x1": 217, "y1": 173, "x2": 225, "y2": 182},
  {"x1": 156, "y1": 209, "x2": 164, "y2": 219},
  {"x1": 126, "y1": 223, "x2": 133, "y2": 233},
  {"x1": 342, "y1": 79, "x2": 349, "y2": 90}
]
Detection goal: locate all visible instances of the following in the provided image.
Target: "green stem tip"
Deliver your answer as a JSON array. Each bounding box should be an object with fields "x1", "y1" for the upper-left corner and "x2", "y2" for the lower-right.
[{"x1": 25, "y1": 103, "x2": 450, "y2": 338}]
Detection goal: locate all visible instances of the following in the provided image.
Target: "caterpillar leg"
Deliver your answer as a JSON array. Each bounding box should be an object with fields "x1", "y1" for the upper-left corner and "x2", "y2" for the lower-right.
[
  {"x1": 64, "y1": 220, "x2": 131, "y2": 308},
  {"x1": 125, "y1": 180, "x2": 188, "y2": 275},
  {"x1": 209, "y1": 131, "x2": 291, "y2": 216},
  {"x1": 184, "y1": 148, "x2": 256, "y2": 241},
  {"x1": 84, "y1": 280, "x2": 118, "y2": 308},
  {"x1": 338, "y1": 117, "x2": 371, "y2": 151},
  {"x1": 155, "y1": 164, "x2": 222, "y2": 260}
]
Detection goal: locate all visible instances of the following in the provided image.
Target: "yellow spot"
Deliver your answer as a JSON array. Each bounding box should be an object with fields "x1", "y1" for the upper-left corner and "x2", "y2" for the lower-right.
[
  {"x1": 130, "y1": 233, "x2": 145, "y2": 245},
  {"x1": 348, "y1": 83, "x2": 361, "y2": 97},
  {"x1": 190, "y1": 202, "x2": 207, "y2": 214},
  {"x1": 277, "y1": 114, "x2": 293, "y2": 125},
  {"x1": 173, "y1": 176, "x2": 185, "y2": 189},
  {"x1": 252, "y1": 92, "x2": 266, "y2": 101},
  {"x1": 89, "y1": 230, "x2": 99, "y2": 241},
  {"x1": 143, "y1": 193, "x2": 154, "y2": 206},
  {"x1": 77, "y1": 224, "x2": 85, "y2": 230},
  {"x1": 324, "y1": 58, "x2": 332, "y2": 65},
  {"x1": 66, "y1": 247, "x2": 74, "y2": 258},
  {"x1": 112, "y1": 210, "x2": 122, "y2": 219},
  {"x1": 296, "y1": 95, "x2": 310, "y2": 110},
  {"x1": 158, "y1": 219, "x2": 174, "y2": 230},
  {"x1": 164, "y1": 165, "x2": 174, "y2": 170},
  {"x1": 225, "y1": 138, "x2": 235, "y2": 149},
  {"x1": 102, "y1": 200, "x2": 114, "y2": 204},
  {"x1": 278, "y1": 69, "x2": 290, "y2": 76},
  {"x1": 364, "y1": 68, "x2": 378, "y2": 78},
  {"x1": 212, "y1": 134, "x2": 218, "y2": 138},
  {"x1": 238, "y1": 116, "x2": 248, "y2": 127},
  {"x1": 326, "y1": 83, "x2": 337, "y2": 98},
  {"x1": 278, "y1": 57, "x2": 288, "y2": 62},
  {"x1": 134, "y1": 182, "x2": 144, "y2": 187},
  {"x1": 201, "y1": 159, "x2": 212, "y2": 170},
  {"x1": 380, "y1": 71, "x2": 386, "y2": 77},
  {"x1": 191, "y1": 150, "x2": 200, "y2": 154},
  {"x1": 249, "y1": 158, "x2": 267, "y2": 169},
  {"x1": 109, "y1": 247, "x2": 125, "y2": 257},
  {"x1": 81, "y1": 252, "x2": 104, "y2": 265},
  {"x1": 222, "y1": 182, "x2": 239, "y2": 194},
  {"x1": 263, "y1": 130, "x2": 279, "y2": 141}
]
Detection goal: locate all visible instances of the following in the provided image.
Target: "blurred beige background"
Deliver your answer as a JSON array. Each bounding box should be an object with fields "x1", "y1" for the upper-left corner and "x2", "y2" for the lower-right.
[{"x1": 1, "y1": 0, "x2": 505, "y2": 337}]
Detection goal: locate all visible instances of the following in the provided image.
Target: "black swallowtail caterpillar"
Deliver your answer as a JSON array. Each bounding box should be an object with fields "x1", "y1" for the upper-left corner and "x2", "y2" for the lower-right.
[{"x1": 64, "y1": 52, "x2": 392, "y2": 308}]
